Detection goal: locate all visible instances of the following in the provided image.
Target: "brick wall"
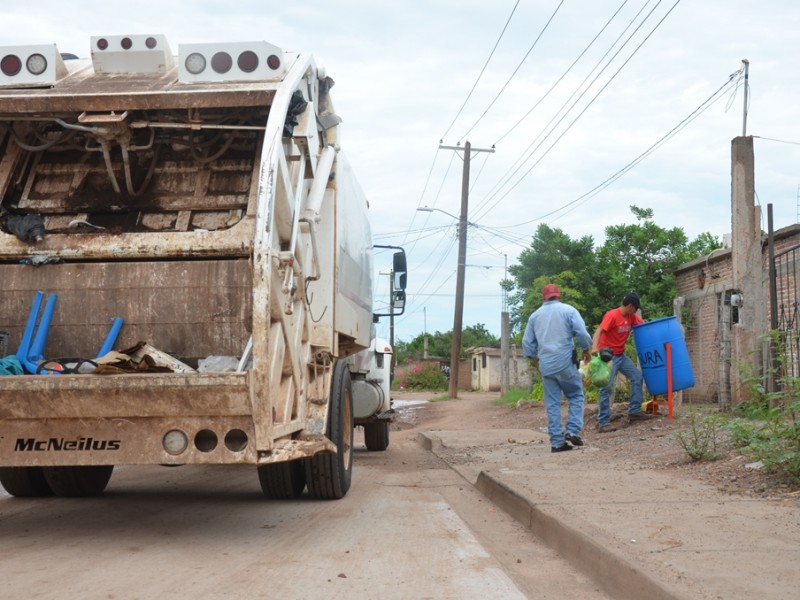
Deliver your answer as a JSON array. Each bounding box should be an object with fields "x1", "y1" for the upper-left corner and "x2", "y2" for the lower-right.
[{"x1": 674, "y1": 224, "x2": 800, "y2": 402}]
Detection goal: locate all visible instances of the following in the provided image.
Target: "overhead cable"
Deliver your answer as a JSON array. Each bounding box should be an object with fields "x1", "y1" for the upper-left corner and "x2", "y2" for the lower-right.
[
  {"x1": 475, "y1": 0, "x2": 682, "y2": 221},
  {"x1": 493, "y1": 0, "x2": 630, "y2": 146},
  {"x1": 458, "y1": 0, "x2": 565, "y2": 142},
  {"x1": 439, "y1": 0, "x2": 521, "y2": 142},
  {"x1": 475, "y1": 0, "x2": 658, "y2": 218}
]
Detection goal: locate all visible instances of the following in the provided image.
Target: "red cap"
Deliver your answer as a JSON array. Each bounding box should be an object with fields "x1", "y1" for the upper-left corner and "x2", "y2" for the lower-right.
[{"x1": 542, "y1": 283, "x2": 560, "y2": 300}]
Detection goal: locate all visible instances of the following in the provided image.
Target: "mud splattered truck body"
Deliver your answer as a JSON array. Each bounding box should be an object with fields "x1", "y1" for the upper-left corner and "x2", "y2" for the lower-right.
[{"x1": 0, "y1": 35, "x2": 405, "y2": 499}]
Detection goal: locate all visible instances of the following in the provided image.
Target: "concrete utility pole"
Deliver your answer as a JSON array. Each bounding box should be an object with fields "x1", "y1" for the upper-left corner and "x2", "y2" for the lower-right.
[
  {"x1": 501, "y1": 312, "x2": 510, "y2": 395},
  {"x1": 438, "y1": 141, "x2": 495, "y2": 399},
  {"x1": 730, "y1": 135, "x2": 765, "y2": 406},
  {"x1": 423, "y1": 306, "x2": 428, "y2": 360},
  {"x1": 500, "y1": 253, "x2": 509, "y2": 395}
]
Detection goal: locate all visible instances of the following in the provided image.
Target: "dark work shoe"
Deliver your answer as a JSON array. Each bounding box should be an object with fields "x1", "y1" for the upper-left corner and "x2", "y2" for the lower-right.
[
  {"x1": 597, "y1": 424, "x2": 618, "y2": 433},
  {"x1": 629, "y1": 411, "x2": 656, "y2": 422},
  {"x1": 565, "y1": 433, "x2": 584, "y2": 446},
  {"x1": 551, "y1": 443, "x2": 573, "y2": 453}
]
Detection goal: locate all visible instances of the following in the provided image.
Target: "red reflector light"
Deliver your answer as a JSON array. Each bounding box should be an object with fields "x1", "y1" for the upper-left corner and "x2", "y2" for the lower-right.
[
  {"x1": 145, "y1": 37, "x2": 158, "y2": 49},
  {"x1": 121, "y1": 37, "x2": 133, "y2": 50},
  {"x1": 267, "y1": 54, "x2": 281, "y2": 70},
  {"x1": 211, "y1": 52, "x2": 232, "y2": 74},
  {"x1": 1, "y1": 54, "x2": 22, "y2": 76},
  {"x1": 237, "y1": 50, "x2": 258, "y2": 73},
  {"x1": 97, "y1": 38, "x2": 109, "y2": 51}
]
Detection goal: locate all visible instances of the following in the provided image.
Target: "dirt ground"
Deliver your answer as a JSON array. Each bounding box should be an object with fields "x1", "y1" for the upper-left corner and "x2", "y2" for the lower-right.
[{"x1": 392, "y1": 390, "x2": 800, "y2": 504}]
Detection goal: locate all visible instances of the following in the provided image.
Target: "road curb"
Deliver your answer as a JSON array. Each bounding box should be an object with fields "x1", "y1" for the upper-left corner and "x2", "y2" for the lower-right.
[
  {"x1": 473, "y1": 470, "x2": 690, "y2": 600},
  {"x1": 419, "y1": 431, "x2": 691, "y2": 600}
]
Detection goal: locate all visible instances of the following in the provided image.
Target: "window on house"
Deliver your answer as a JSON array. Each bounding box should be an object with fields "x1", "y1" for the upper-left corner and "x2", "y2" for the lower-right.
[{"x1": 482, "y1": 353, "x2": 487, "y2": 368}]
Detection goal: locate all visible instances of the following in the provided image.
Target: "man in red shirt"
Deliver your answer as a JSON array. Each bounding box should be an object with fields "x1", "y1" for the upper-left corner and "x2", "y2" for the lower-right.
[{"x1": 591, "y1": 292, "x2": 654, "y2": 432}]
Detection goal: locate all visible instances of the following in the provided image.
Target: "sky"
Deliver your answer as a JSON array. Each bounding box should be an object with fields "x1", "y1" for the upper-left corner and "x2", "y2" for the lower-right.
[{"x1": 3, "y1": 0, "x2": 800, "y2": 345}]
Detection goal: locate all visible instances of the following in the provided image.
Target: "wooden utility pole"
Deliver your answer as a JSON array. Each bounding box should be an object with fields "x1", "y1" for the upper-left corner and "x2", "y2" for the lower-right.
[{"x1": 438, "y1": 141, "x2": 494, "y2": 399}]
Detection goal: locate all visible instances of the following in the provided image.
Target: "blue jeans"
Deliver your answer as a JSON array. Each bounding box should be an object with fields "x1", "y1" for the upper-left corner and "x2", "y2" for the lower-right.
[
  {"x1": 597, "y1": 353, "x2": 644, "y2": 426},
  {"x1": 542, "y1": 365, "x2": 585, "y2": 447}
]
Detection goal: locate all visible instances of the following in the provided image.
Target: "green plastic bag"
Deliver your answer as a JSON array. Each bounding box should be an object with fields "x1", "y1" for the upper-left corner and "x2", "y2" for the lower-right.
[{"x1": 589, "y1": 354, "x2": 610, "y2": 387}]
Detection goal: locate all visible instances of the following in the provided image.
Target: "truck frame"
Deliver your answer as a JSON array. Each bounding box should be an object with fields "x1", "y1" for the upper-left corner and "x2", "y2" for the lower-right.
[{"x1": 0, "y1": 34, "x2": 405, "y2": 500}]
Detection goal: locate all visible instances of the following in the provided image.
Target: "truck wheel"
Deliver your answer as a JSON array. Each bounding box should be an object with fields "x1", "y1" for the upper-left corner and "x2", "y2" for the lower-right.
[
  {"x1": 364, "y1": 421, "x2": 390, "y2": 451},
  {"x1": 257, "y1": 460, "x2": 306, "y2": 499},
  {"x1": 42, "y1": 466, "x2": 114, "y2": 497},
  {"x1": 0, "y1": 467, "x2": 54, "y2": 497},
  {"x1": 305, "y1": 360, "x2": 353, "y2": 499}
]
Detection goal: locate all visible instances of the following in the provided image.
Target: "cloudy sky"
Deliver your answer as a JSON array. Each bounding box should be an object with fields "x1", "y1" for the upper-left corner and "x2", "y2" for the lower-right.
[{"x1": 3, "y1": 1, "x2": 799, "y2": 344}]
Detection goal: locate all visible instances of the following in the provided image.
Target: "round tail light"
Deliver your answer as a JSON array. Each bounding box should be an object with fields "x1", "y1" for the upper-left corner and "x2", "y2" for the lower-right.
[
  {"x1": 26, "y1": 54, "x2": 48, "y2": 76},
  {"x1": 120, "y1": 37, "x2": 133, "y2": 50},
  {"x1": 211, "y1": 52, "x2": 232, "y2": 74},
  {"x1": 145, "y1": 37, "x2": 158, "y2": 49},
  {"x1": 1, "y1": 54, "x2": 22, "y2": 76},
  {"x1": 237, "y1": 50, "x2": 259, "y2": 73},
  {"x1": 185, "y1": 52, "x2": 207, "y2": 75},
  {"x1": 267, "y1": 54, "x2": 281, "y2": 70},
  {"x1": 96, "y1": 38, "x2": 109, "y2": 51}
]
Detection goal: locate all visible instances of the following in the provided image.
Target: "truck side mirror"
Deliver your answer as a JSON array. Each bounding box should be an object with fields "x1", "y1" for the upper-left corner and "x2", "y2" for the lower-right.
[
  {"x1": 392, "y1": 290, "x2": 406, "y2": 312},
  {"x1": 393, "y1": 251, "x2": 407, "y2": 290}
]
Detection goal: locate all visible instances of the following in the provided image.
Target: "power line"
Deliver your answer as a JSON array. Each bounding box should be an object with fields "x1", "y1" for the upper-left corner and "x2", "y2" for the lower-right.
[
  {"x1": 490, "y1": 65, "x2": 741, "y2": 228},
  {"x1": 474, "y1": 0, "x2": 683, "y2": 221},
  {"x1": 458, "y1": 0, "x2": 565, "y2": 142},
  {"x1": 493, "y1": 0, "x2": 630, "y2": 146},
  {"x1": 439, "y1": 0, "x2": 521, "y2": 142},
  {"x1": 753, "y1": 135, "x2": 800, "y2": 146},
  {"x1": 474, "y1": 0, "x2": 661, "y2": 219}
]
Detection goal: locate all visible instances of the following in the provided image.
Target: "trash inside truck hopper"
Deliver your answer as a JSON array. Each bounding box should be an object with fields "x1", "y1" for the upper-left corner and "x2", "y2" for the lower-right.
[{"x1": 0, "y1": 35, "x2": 406, "y2": 500}]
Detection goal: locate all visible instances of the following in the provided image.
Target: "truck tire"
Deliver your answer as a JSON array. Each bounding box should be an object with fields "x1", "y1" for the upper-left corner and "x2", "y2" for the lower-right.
[
  {"x1": 305, "y1": 360, "x2": 353, "y2": 499},
  {"x1": 42, "y1": 466, "x2": 114, "y2": 497},
  {"x1": 364, "y1": 421, "x2": 390, "y2": 451},
  {"x1": 257, "y1": 460, "x2": 306, "y2": 499},
  {"x1": 0, "y1": 467, "x2": 54, "y2": 497}
]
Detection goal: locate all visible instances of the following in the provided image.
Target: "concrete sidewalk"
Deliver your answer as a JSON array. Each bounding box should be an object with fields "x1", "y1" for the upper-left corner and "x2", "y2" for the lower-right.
[{"x1": 419, "y1": 429, "x2": 800, "y2": 600}]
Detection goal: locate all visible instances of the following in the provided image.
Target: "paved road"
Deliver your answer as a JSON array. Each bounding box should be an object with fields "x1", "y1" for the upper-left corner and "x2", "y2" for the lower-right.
[{"x1": 0, "y1": 427, "x2": 608, "y2": 600}]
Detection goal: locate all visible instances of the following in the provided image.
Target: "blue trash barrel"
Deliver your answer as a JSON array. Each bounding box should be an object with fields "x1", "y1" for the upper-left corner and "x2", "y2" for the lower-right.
[{"x1": 632, "y1": 316, "x2": 695, "y2": 395}]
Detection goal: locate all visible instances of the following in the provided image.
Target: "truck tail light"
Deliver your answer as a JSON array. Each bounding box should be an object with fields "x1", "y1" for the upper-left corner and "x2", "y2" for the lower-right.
[
  {"x1": 90, "y1": 34, "x2": 174, "y2": 74},
  {"x1": 238, "y1": 51, "x2": 258, "y2": 73},
  {"x1": 211, "y1": 52, "x2": 232, "y2": 74},
  {"x1": 0, "y1": 54, "x2": 22, "y2": 76},
  {"x1": 0, "y1": 44, "x2": 67, "y2": 87},
  {"x1": 178, "y1": 41, "x2": 285, "y2": 83}
]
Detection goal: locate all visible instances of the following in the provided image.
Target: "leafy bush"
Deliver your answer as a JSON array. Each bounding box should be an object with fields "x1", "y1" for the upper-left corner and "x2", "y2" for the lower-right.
[
  {"x1": 495, "y1": 377, "x2": 598, "y2": 407},
  {"x1": 673, "y1": 410, "x2": 725, "y2": 461},
  {"x1": 729, "y1": 332, "x2": 800, "y2": 483},
  {"x1": 392, "y1": 361, "x2": 447, "y2": 391},
  {"x1": 725, "y1": 401, "x2": 800, "y2": 483},
  {"x1": 494, "y1": 387, "x2": 541, "y2": 407}
]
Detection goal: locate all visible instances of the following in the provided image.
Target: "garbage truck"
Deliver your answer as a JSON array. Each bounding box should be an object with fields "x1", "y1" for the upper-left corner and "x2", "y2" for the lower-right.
[{"x1": 0, "y1": 34, "x2": 407, "y2": 500}]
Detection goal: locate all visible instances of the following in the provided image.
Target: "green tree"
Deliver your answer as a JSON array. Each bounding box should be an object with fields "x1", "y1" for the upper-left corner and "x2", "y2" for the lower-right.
[
  {"x1": 508, "y1": 224, "x2": 598, "y2": 330},
  {"x1": 461, "y1": 323, "x2": 499, "y2": 351},
  {"x1": 398, "y1": 323, "x2": 499, "y2": 363},
  {"x1": 508, "y1": 206, "x2": 721, "y2": 334},
  {"x1": 595, "y1": 206, "x2": 721, "y2": 320}
]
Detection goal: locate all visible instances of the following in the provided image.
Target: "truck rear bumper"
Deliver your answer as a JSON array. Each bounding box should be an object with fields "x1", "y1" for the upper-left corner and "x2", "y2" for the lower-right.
[{"x1": 0, "y1": 372, "x2": 267, "y2": 466}]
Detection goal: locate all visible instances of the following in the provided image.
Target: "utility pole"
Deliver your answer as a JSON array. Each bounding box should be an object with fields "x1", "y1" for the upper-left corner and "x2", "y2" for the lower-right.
[
  {"x1": 423, "y1": 306, "x2": 428, "y2": 360},
  {"x1": 439, "y1": 141, "x2": 495, "y2": 399},
  {"x1": 501, "y1": 253, "x2": 509, "y2": 395},
  {"x1": 741, "y1": 59, "x2": 749, "y2": 136},
  {"x1": 389, "y1": 270, "x2": 395, "y2": 374}
]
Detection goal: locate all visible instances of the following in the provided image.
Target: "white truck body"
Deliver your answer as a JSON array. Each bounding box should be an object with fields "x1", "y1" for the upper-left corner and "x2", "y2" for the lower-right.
[{"x1": 0, "y1": 35, "x2": 405, "y2": 499}]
